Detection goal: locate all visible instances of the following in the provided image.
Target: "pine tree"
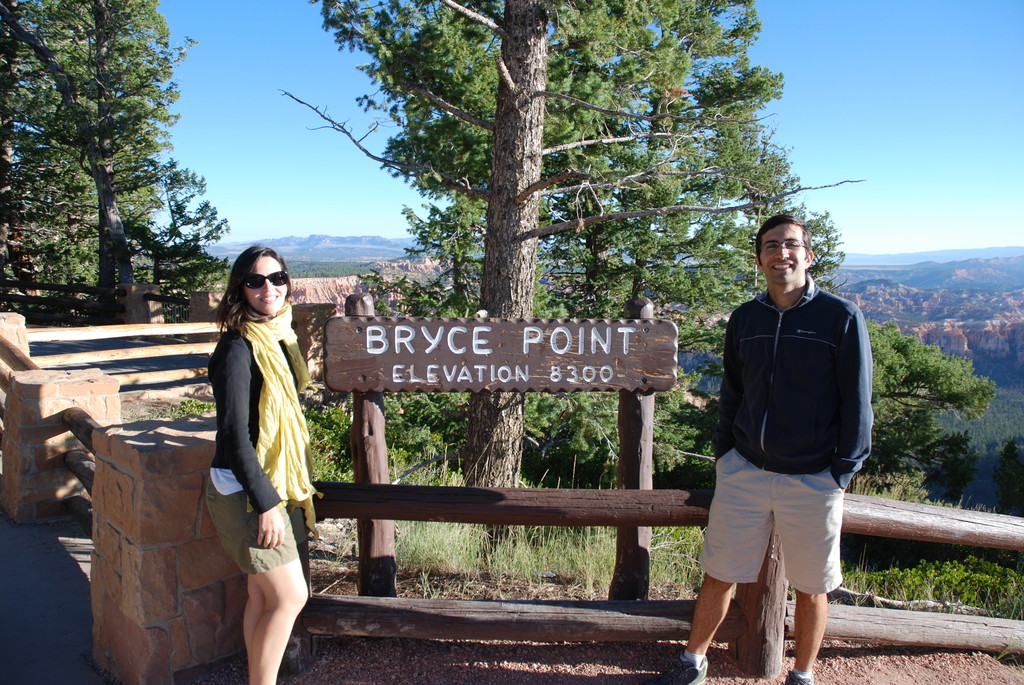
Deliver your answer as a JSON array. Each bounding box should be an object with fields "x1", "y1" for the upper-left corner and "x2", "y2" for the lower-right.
[
  {"x1": 302, "y1": 0, "x2": 853, "y2": 486},
  {"x1": 1, "y1": 0, "x2": 187, "y2": 286},
  {"x1": 993, "y1": 440, "x2": 1024, "y2": 515}
]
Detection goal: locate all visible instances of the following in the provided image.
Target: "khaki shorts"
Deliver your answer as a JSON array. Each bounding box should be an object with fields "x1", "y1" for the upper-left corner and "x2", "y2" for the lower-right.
[
  {"x1": 205, "y1": 483, "x2": 305, "y2": 575},
  {"x1": 699, "y1": 448, "x2": 845, "y2": 594}
]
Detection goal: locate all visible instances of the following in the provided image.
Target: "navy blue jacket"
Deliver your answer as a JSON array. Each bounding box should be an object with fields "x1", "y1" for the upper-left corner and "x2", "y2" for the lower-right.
[{"x1": 712, "y1": 278, "x2": 873, "y2": 489}]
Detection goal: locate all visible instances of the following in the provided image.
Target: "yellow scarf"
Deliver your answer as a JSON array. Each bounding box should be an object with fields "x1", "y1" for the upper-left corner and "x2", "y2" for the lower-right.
[{"x1": 243, "y1": 303, "x2": 319, "y2": 537}]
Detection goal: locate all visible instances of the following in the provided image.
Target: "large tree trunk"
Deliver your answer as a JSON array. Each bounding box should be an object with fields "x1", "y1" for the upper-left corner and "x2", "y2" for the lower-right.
[
  {"x1": 463, "y1": 0, "x2": 548, "y2": 489},
  {"x1": 93, "y1": 155, "x2": 133, "y2": 287},
  {"x1": 0, "y1": 8, "x2": 17, "y2": 278},
  {"x1": 90, "y1": 1, "x2": 133, "y2": 287}
]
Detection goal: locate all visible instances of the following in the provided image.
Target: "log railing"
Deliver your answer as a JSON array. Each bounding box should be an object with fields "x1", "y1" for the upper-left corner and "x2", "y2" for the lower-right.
[
  {"x1": 27, "y1": 321, "x2": 219, "y2": 389},
  {"x1": 0, "y1": 278, "x2": 126, "y2": 326},
  {"x1": 298, "y1": 292, "x2": 1024, "y2": 680},
  {"x1": 58, "y1": 407, "x2": 104, "y2": 537},
  {"x1": 308, "y1": 482, "x2": 1024, "y2": 657}
]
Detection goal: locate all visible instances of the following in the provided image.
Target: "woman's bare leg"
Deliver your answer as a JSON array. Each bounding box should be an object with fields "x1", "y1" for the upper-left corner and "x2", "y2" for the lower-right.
[{"x1": 245, "y1": 558, "x2": 308, "y2": 685}]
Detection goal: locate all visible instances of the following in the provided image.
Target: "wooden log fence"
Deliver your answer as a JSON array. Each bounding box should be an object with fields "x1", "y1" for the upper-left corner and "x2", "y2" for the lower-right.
[
  {"x1": 301, "y1": 292, "x2": 1024, "y2": 681},
  {"x1": 302, "y1": 596, "x2": 747, "y2": 643},
  {"x1": 0, "y1": 278, "x2": 126, "y2": 326},
  {"x1": 313, "y1": 482, "x2": 1024, "y2": 549},
  {"x1": 62, "y1": 449, "x2": 96, "y2": 537},
  {"x1": 307, "y1": 483, "x2": 1024, "y2": 653},
  {"x1": 57, "y1": 407, "x2": 103, "y2": 536},
  {"x1": 25, "y1": 321, "x2": 218, "y2": 342},
  {"x1": 28, "y1": 321, "x2": 219, "y2": 388}
]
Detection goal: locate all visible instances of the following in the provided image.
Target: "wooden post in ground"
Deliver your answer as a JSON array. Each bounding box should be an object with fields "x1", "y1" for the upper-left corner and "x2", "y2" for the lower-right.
[
  {"x1": 346, "y1": 293, "x2": 397, "y2": 597},
  {"x1": 730, "y1": 527, "x2": 787, "y2": 678},
  {"x1": 609, "y1": 297, "x2": 655, "y2": 600}
]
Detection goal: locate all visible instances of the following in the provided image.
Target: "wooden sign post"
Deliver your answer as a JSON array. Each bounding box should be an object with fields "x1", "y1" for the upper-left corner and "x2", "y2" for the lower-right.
[
  {"x1": 324, "y1": 293, "x2": 679, "y2": 604},
  {"x1": 324, "y1": 313, "x2": 678, "y2": 395}
]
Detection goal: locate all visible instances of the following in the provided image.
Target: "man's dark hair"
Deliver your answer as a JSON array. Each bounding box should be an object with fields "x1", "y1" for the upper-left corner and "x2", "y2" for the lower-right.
[
  {"x1": 755, "y1": 214, "x2": 811, "y2": 256},
  {"x1": 215, "y1": 245, "x2": 292, "y2": 332}
]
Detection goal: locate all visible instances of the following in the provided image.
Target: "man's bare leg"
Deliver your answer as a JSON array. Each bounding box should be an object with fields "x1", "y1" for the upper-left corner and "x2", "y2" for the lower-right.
[
  {"x1": 793, "y1": 589, "x2": 828, "y2": 673},
  {"x1": 685, "y1": 574, "x2": 735, "y2": 655}
]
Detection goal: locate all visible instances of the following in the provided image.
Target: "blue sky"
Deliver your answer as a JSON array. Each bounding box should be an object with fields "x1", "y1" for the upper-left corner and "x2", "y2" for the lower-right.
[{"x1": 159, "y1": 0, "x2": 1023, "y2": 256}]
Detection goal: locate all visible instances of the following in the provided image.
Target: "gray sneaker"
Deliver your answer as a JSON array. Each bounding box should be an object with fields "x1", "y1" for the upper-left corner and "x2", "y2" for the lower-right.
[
  {"x1": 784, "y1": 671, "x2": 813, "y2": 685},
  {"x1": 645, "y1": 654, "x2": 707, "y2": 685}
]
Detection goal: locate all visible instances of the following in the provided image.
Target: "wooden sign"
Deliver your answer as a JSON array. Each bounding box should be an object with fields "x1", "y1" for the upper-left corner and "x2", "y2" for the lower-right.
[{"x1": 324, "y1": 316, "x2": 678, "y2": 393}]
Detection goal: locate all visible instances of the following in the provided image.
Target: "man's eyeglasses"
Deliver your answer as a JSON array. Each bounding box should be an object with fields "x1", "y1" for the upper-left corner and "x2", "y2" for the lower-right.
[
  {"x1": 761, "y1": 239, "x2": 806, "y2": 254},
  {"x1": 243, "y1": 271, "x2": 289, "y2": 289}
]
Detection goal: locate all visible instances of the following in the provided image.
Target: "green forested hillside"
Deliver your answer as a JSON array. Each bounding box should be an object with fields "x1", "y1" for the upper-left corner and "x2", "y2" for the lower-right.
[
  {"x1": 943, "y1": 383, "x2": 1024, "y2": 507},
  {"x1": 288, "y1": 260, "x2": 377, "y2": 278}
]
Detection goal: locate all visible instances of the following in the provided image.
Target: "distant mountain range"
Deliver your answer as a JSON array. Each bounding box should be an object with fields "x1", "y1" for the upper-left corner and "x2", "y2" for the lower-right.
[
  {"x1": 210, "y1": 234, "x2": 1024, "y2": 268},
  {"x1": 207, "y1": 235, "x2": 417, "y2": 260},
  {"x1": 838, "y1": 255, "x2": 1024, "y2": 290},
  {"x1": 843, "y1": 246, "x2": 1024, "y2": 266}
]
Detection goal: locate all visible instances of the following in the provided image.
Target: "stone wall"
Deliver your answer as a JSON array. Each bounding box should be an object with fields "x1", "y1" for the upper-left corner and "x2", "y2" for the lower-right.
[
  {"x1": 90, "y1": 415, "x2": 246, "y2": 684},
  {"x1": 0, "y1": 367, "x2": 120, "y2": 522},
  {"x1": 0, "y1": 304, "x2": 330, "y2": 683},
  {"x1": 118, "y1": 284, "x2": 164, "y2": 325},
  {"x1": 292, "y1": 302, "x2": 337, "y2": 382}
]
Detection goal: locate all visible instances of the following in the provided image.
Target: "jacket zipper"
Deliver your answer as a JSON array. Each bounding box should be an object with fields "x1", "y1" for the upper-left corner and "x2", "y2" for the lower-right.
[{"x1": 758, "y1": 308, "x2": 785, "y2": 467}]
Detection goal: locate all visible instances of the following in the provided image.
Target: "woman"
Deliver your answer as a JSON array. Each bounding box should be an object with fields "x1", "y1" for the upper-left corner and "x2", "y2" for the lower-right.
[{"x1": 206, "y1": 246, "x2": 318, "y2": 685}]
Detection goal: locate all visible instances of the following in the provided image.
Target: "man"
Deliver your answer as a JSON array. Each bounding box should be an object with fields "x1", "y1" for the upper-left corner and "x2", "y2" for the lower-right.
[{"x1": 649, "y1": 214, "x2": 874, "y2": 685}]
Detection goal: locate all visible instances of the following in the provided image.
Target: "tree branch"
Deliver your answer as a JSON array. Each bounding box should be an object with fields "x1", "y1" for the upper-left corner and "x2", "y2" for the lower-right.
[
  {"x1": 0, "y1": 2, "x2": 79, "y2": 108},
  {"x1": 523, "y1": 180, "x2": 865, "y2": 241},
  {"x1": 516, "y1": 170, "x2": 591, "y2": 204},
  {"x1": 435, "y1": 0, "x2": 516, "y2": 93},
  {"x1": 540, "y1": 167, "x2": 728, "y2": 198},
  {"x1": 403, "y1": 79, "x2": 494, "y2": 131},
  {"x1": 538, "y1": 89, "x2": 729, "y2": 125},
  {"x1": 495, "y1": 54, "x2": 517, "y2": 94},
  {"x1": 438, "y1": 0, "x2": 507, "y2": 40},
  {"x1": 543, "y1": 131, "x2": 689, "y2": 155},
  {"x1": 282, "y1": 91, "x2": 491, "y2": 201}
]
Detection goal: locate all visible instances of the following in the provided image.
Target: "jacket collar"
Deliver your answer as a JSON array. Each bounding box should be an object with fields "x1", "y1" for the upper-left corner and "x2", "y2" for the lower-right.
[{"x1": 755, "y1": 275, "x2": 818, "y2": 312}]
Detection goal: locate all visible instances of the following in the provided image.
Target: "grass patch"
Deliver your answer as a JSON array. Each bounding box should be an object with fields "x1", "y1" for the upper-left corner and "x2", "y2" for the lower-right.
[
  {"x1": 393, "y1": 520, "x2": 705, "y2": 598},
  {"x1": 842, "y1": 555, "x2": 1024, "y2": 620}
]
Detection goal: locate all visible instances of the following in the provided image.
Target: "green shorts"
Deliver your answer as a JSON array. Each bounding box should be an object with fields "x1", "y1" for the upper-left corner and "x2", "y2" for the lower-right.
[{"x1": 205, "y1": 483, "x2": 306, "y2": 575}]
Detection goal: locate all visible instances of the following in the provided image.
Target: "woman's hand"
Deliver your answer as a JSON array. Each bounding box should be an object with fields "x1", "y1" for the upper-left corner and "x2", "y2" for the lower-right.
[{"x1": 257, "y1": 506, "x2": 287, "y2": 548}]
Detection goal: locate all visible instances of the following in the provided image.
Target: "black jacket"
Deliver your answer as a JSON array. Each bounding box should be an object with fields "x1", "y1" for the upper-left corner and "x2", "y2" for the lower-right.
[
  {"x1": 712, "y1": 278, "x2": 873, "y2": 489},
  {"x1": 208, "y1": 331, "x2": 282, "y2": 514}
]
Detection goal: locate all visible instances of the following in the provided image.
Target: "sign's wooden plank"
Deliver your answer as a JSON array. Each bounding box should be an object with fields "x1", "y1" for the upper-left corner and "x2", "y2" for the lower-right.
[{"x1": 324, "y1": 316, "x2": 678, "y2": 393}]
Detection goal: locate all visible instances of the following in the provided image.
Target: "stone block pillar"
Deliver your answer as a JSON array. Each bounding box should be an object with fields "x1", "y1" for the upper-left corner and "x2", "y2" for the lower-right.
[
  {"x1": 90, "y1": 415, "x2": 247, "y2": 684},
  {"x1": 293, "y1": 303, "x2": 337, "y2": 382},
  {"x1": 1, "y1": 368, "x2": 120, "y2": 522},
  {"x1": 0, "y1": 311, "x2": 30, "y2": 357},
  {"x1": 118, "y1": 283, "x2": 164, "y2": 325},
  {"x1": 188, "y1": 291, "x2": 222, "y2": 343}
]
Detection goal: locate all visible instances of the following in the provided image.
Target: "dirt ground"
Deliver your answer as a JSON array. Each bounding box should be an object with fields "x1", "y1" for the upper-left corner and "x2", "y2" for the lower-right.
[
  {"x1": 194, "y1": 635, "x2": 1023, "y2": 684},
  {"x1": 192, "y1": 519, "x2": 1024, "y2": 684}
]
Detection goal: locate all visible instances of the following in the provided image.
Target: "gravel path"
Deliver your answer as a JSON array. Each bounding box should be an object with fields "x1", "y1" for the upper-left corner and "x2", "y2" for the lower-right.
[{"x1": 196, "y1": 636, "x2": 1023, "y2": 684}]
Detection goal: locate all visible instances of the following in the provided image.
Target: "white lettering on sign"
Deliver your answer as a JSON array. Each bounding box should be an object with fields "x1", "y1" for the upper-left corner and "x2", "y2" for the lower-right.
[
  {"x1": 522, "y1": 325, "x2": 637, "y2": 355},
  {"x1": 366, "y1": 322, "x2": 639, "y2": 358},
  {"x1": 366, "y1": 325, "x2": 388, "y2": 354},
  {"x1": 391, "y1": 363, "x2": 530, "y2": 384},
  {"x1": 472, "y1": 327, "x2": 492, "y2": 355}
]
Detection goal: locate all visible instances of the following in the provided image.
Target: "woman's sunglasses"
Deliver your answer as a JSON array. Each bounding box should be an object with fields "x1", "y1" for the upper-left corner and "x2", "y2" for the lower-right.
[{"x1": 242, "y1": 270, "x2": 289, "y2": 289}]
